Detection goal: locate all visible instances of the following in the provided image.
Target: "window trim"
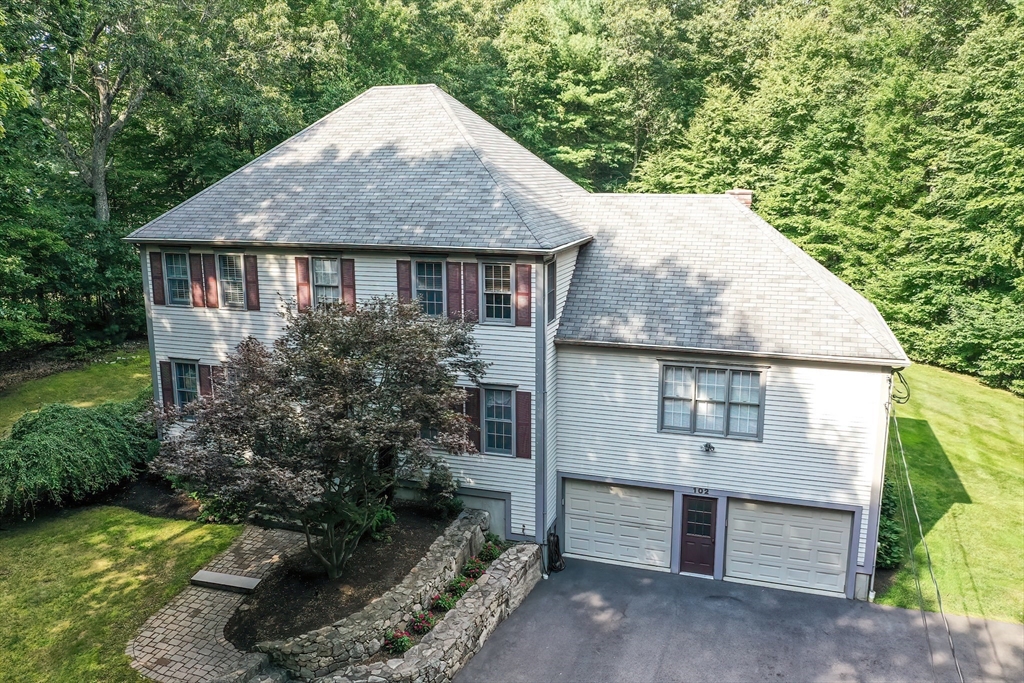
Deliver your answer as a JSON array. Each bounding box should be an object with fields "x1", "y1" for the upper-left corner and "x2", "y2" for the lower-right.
[
  {"x1": 480, "y1": 384, "x2": 516, "y2": 456},
  {"x1": 216, "y1": 252, "x2": 247, "y2": 310},
  {"x1": 170, "y1": 359, "x2": 200, "y2": 408},
  {"x1": 412, "y1": 258, "x2": 447, "y2": 317},
  {"x1": 545, "y1": 260, "x2": 556, "y2": 324},
  {"x1": 310, "y1": 255, "x2": 342, "y2": 308},
  {"x1": 657, "y1": 361, "x2": 767, "y2": 441},
  {"x1": 479, "y1": 261, "x2": 515, "y2": 325},
  {"x1": 163, "y1": 251, "x2": 192, "y2": 307}
]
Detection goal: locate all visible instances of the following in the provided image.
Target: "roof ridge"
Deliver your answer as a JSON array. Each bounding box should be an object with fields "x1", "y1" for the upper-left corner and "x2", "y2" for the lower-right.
[
  {"x1": 728, "y1": 197, "x2": 907, "y2": 361},
  {"x1": 429, "y1": 87, "x2": 547, "y2": 250},
  {"x1": 125, "y1": 87, "x2": 379, "y2": 241}
]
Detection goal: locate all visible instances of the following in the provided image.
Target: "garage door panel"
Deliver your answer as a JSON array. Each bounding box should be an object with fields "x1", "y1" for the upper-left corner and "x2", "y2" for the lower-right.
[
  {"x1": 564, "y1": 479, "x2": 673, "y2": 570},
  {"x1": 726, "y1": 500, "x2": 852, "y2": 594}
]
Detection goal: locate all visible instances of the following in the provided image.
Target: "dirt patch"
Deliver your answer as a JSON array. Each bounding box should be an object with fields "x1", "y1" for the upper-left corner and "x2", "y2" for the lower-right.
[
  {"x1": 107, "y1": 475, "x2": 201, "y2": 521},
  {"x1": 872, "y1": 567, "x2": 899, "y2": 596},
  {"x1": 225, "y1": 507, "x2": 446, "y2": 651}
]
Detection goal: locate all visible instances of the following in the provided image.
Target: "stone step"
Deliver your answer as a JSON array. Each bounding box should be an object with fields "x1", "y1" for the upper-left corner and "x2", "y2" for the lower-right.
[{"x1": 190, "y1": 570, "x2": 261, "y2": 594}]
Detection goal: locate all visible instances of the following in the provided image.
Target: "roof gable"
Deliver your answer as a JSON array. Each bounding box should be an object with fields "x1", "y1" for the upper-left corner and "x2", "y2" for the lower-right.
[
  {"x1": 126, "y1": 85, "x2": 590, "y2": 252},
  {"x1": 557, "y1": 194, "x2": 909, "y2": 366}
]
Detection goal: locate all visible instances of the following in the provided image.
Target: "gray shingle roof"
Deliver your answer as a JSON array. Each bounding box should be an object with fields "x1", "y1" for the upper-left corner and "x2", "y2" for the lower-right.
[
  {"x1": 557, "y1": 194, "x2": 910, "y2": 365},
  {"x1": 126, "y1": 85, "x2": 590, "y2": 252}
]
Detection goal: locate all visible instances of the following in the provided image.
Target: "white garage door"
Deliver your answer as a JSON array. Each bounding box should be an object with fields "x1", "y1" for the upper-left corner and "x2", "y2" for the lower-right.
[
  {"x1": 726, "y1": 499, "x2": 852, "y2": 594},
  {"x1": 563, "y1": 479, "x2": 672, "y2": 570}
]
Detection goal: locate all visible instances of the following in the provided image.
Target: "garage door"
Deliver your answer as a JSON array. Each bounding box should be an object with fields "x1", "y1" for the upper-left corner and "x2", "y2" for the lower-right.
[
  {"x1": 726, "y1": 500, "x2": 852, "y2": 594},
  {"x1": 563, "y1": 479, "x2": 672, "y2": 569}
]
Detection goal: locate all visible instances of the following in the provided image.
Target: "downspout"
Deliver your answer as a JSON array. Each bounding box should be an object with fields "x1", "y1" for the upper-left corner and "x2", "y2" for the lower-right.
[
  {"x1": 534, "y1": 256, "x2": 548, "y2": 556},
  {"x1": 868, "y1": 371, "x2": 895, "y2": 601}
]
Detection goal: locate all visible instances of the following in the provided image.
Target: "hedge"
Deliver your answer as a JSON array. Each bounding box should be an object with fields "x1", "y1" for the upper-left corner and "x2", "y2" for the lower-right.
[{"x1": 0, "y1": 391, "x2": 155, "y2": 515}]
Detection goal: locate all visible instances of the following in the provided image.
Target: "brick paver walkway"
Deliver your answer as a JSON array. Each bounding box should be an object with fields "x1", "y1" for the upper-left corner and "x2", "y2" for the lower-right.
[{"x1": 127, "y1": 526, "x2": 307, "y2": 683}]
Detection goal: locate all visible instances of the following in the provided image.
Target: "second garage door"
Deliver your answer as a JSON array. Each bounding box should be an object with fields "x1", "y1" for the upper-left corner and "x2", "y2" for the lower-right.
[
  {"x1": 725, "y1": 499, "x2": 852, "y2": 594},
  {"x1": 563, "y1": 479, "x2": 673, "y2": 570}
]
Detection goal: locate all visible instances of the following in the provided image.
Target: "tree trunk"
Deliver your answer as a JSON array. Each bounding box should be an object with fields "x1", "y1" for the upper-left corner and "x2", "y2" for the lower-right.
[{"x1": 91, "y1": 147, "x2": 109, "y2": 222}]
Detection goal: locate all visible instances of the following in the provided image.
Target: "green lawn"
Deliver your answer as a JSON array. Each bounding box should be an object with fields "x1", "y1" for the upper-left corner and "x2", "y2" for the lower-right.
[
  {"x1": 876, "y1": 364, "x2": 1024, "y2": 624},
  {"x1": 0, "y1": 349, "x2": 152, "y2": 434},
  {"x1": 0, "y1": 507, "x2": 240, "y2": 683}
]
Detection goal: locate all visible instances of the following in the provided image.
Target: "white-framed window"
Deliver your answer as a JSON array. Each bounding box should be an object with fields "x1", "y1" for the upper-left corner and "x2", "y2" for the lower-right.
[
  {"x1": 546, "y1": 260, "x2": 556, "y2": 324},
  {"x1": 312, "y1": 257, "x2": 340, "y2": 307},
  {"x1": 660, "y1": 364, "x2": 764, "y2": 439},
  {"x1": 173, "y1": 361, "x2": 199, "y2": 407},
  {"x1": 482, "y1": 263, "x2": 512, "y2": 323},
  {"x1": 218, "y1": 254, "x2": 246, "y2": 309},
  {"x1": 415, "y1": 261, "x2": 445, "y2": 316},
  {"x1": 164, "y1": 253, "x2": 191, "y2": 306},
  {"x1": 483, "y1": 387, "x2": 514, "y2": 455}
]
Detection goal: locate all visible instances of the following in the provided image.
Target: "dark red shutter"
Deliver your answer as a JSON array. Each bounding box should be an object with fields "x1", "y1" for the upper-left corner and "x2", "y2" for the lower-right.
[
  {"x1": 515, "y1": 264, "x2": 531, "y2": 326},
  {"x1": 465, "y1": 387, "x2": 481, "y2": 453},
  {"x1": 341, "y1": 258, "x2": 356, "y2": 312},
  {"x1": 202, "y1": 254, "x2": 219, "y2": 308},
  {"x1": 149, "y1": 252, "x2": 166, "y2": 306},
  {"x1": 397, "y1": 260, "x2": 412, "y2": 303},
  {"x1": 159, "y1": 361, "x2": 174, "y2": 409},
  {"x1": 244, "y1": 255, "x2": 260, "y2": 311},
  {"x1": 463, "y1": 263, "x2": 478, "y2": 322},
  {"x1": 447, "y1": 262, "x2": 462, "y2": 319},
  {"x1": 295, "y1": 257, "x2": 311, "y2": 311},
  {"x1": 198, "y1": 364, "x2": 213, "y2": 396},
  {"x1": 515, "y1": 390, "x2": 531, "y2": 459},
  {"x1": 189, "y1": 253, "x2": 206, "y2": 308}
]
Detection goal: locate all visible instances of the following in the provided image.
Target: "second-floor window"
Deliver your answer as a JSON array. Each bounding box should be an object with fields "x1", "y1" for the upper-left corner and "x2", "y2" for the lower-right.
[
  {"x1": 312, "y1": 257, "x2": 340, "y2": 307},
  {"x1": 546, "y1": 260, "x2": 556, "y2": 323},
  {"x1": 164, "y1": 253, "x2": 191, "y2": 305},
  {"x1": 218, "y1": 254, "x2": 245, "y2": 309},
  {"x1": 661, "y1": 364, "x2": 764, "y2": 439},
  {"x1": 483, "y1": 263, "x2": 512, "y2": 323},
  {"x1": 416, "y1": 261, "x2": 445, "y2": 316}
]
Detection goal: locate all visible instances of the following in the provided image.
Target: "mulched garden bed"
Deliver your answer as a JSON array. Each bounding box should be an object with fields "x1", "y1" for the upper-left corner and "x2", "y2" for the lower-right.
[
  {"x1": 107, "y1": 474, "x2": 201, "y2": 521},
  {"x1": 225, "y1": 506, "x2": 447, "y2": 651}
]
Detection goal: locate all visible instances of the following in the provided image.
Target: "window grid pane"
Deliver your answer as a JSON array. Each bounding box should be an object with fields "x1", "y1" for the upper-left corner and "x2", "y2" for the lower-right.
[
  {"x1": 729, "y1": 403, "x2": 760, "y2": 435},
  {"x1": 174, "y1": 363, "x2": 198, "y2": 406},
  {"x1": 165, "y1": 253, "x2": 190, "y2": 305},
  {"x1": 484, "y1": 389, "x2": 513, "y2": 454},
  {"x1": 312, "y1": 258, "x2": 340, "y2": 306},
  {"x1": 219, "y1": 255, "x2": 245, "y2": 308},
  {"x1": 483, "y1": 264, "x2": 512, "y2": 322},
  {"x1": 416, "y1": 262, "x2": 445, "y2": 316},
  {"x1": 730, "y1": 371, "x2": 760, "y2": 404}
]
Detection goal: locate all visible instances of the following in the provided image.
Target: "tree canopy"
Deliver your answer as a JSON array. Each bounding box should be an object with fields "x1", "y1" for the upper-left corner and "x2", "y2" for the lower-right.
[{"x1": 0, "y1": 0, "x2": 1020, "y2": 393}]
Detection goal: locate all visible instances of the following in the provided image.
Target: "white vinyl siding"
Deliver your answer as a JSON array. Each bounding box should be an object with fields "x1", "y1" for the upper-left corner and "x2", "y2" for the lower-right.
[
  {"x1": 149, "y1": 248, "x2": 540, "y2": 538},
  {"x1": 164, "y1": 253, "x2": 191, "y2": 305},
  {"x1": 556, "y1": 346, "x2": 886, "y2": 566},
  {"x1": 545, "y1": 247, "x2": 579, "y2": 529},
  {"x1": 218, "y1": 254, "x2": 245, "y2": 309}
]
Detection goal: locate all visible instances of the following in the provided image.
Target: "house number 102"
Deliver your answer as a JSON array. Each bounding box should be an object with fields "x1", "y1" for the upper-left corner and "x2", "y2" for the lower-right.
[{"x1": 692, "y1": 487, "x2": 709, "y2": 495}]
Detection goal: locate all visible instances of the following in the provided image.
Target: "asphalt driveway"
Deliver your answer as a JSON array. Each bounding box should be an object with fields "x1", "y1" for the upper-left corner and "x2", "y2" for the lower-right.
[{"x1": 456, "y1": 560, "x2": 1023, "y2": 682}]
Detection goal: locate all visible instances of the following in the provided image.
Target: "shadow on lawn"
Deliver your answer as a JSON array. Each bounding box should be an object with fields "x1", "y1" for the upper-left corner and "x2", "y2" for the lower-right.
[{"x1": 891, "y1": 417, "x2": 971, "y2": 539}]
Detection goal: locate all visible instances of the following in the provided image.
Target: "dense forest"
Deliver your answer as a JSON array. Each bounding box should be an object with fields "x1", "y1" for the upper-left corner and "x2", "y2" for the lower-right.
[{"x1": 0, "y1": 0, "x2": 1020, "y2": 393}]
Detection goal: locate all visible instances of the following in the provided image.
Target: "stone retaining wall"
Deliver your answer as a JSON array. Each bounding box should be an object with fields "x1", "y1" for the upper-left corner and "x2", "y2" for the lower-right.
[
  {"x1": 313, "y1": 543, "x2": 542, "y2": 683},
  {"x1": 259, "y1": 510, "x2": 489, "y2": 679}
]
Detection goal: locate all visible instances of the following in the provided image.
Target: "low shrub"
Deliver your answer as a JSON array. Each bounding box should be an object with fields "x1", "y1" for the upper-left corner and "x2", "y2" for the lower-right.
[
  {"x1": 370, "y1": 506, "x2": 397, "y2": 542},
  {"x1": 383, "y1": 630, "x2": 413, "y2": 655},
  {"x1": 462, "y1": 557, "x2": 487, "y2": 579},
  {"x1": 446, "y1": 575, "x2": 474, "y2": 598},
  {"x1": 0, "y1": 391, "x2": 155, "y2": 516},
  {"x1": 876, "y1": 478, "x2": 905, "y2": 570},
  {"x1": 421, "y1": 462, "x2": 464, "y2": 519},
  {"x1": 478, "y1": 541, "x2": 504, "y2": 563},
  {"x1": 431, "y1": 592, "x2": 457, "y2": 612},
  {"x1": 409, "y1": 611, "x2": 436, "y2": 635}
]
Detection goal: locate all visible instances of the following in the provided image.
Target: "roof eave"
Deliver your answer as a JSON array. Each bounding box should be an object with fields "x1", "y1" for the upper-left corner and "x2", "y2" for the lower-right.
[
  {"x1": 554, "y1": 337, "x2": 911, "y2": 369},
  {"x1": 122, "y1": 234, "x2": 594, "y2": 256}
]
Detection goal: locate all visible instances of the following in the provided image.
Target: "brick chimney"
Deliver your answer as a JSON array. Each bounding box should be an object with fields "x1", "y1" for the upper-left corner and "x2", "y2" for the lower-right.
[{"x1": 725, "y1": 188, "x2": 753, "y2": 208}]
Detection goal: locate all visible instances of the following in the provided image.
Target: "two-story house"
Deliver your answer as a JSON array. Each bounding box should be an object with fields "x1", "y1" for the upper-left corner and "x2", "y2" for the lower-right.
[{"x1": 127, "y1": 84, "x2": 909, "y2": 601}]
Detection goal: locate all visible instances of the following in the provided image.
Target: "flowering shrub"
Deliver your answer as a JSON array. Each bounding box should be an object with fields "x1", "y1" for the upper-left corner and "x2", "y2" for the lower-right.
[
  {"x1": 431, "y1": 592, "x2": 457, "y2": 612},
  {"x1": 462, "y1": 557, "x2": 487, "y2": 579},
  {"x1": 383, "y1": 630, "x2": 414, "y2": 655},
  {"x1": 446, "y1": 576, "x2": 474, "y2": 598},
  {"x1": 410, "y1": 611, "x2": 436, "y2": 635},
  {"x1": 477, "y1": 541, "x2": 503, "y2": 563}
]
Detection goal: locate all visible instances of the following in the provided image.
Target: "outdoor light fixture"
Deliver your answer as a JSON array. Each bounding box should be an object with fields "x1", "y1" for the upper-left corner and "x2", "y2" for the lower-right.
[{"x1": 701, "y1": 442, "x2": 715, "y2": 453}]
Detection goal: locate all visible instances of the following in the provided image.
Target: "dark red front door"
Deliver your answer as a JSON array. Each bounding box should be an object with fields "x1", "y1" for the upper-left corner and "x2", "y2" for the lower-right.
[{"x1": 680, "y1": 496, "x2": 717, "y2": 575}]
